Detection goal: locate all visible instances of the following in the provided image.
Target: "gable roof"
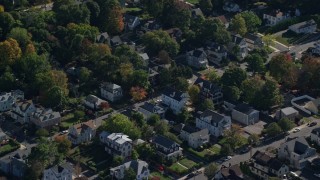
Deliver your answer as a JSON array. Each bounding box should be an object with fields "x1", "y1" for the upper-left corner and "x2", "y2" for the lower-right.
[
  {"x1": 124, "y1": 14, "x2": 138, "y2": 24},
  {"x1": 252, "y1": 151, "x2": 287, "y2": 172},
  {"x1": 72, "y1": 120, "x2": 96, "y2": 135},
  {"x1": 47, "y1": 163, "x2": 72, "y2": 176},
  {"x1": 214, "y1": 15, "x2": 228, "y2": 24},
  {"x1": 283, "y1": 137, "x2": 311, "y2": 155},
  {"x1": 220, "y1": 164, "x2": 243, "y2": 179},
  {"x1": 191, "y1": 8, "x2": 204, "y2": 17},
  {"x1": 101, "y1": 82, "x2": 122, "y2": 92},
  {"x1": 311, "y1": 127, "x2": 320, "y2": 137},
  {"x1": 244, "y1": 33, "x2": 261, "y2": 42},
  {"x1": 232, "y1": 34, "x2": 245, "y2": 45},
  {"x1": 162, "y1": 87, "x2": 186, "y2": 102},
  {"x1": 106, "y1": 133, "x2": 132, "y2": 145},
  {"x1": 182, "y1": 125, "x2": 199, "y2": 134},
  {"x1": 234, "y1": 103, "x2": 256, "y2": 115},
  {"x1": 199, "y1": 109, "x2": 226, "y2": 125},
  {"x1": 189, "y1": 48, "x2": 207, "y2": 58},
  {"x1": 280, "y1": 107, "x2": 298, "y2": 116},
  {"x1": 194, "y1": 78, "x2": 221, "y2": 93},
  {"x1": 111, "y1": 159, "x2": 149, "y2": 176},
  {"x1": 289, "y1": 19, "x2": 316, "y2": 30},
  {"x1": 32, "y1": 107, "x2": 61, "y2": 122},
  {"x1": 13, "y1": 100, "x2": 33, "y2": 112},
  {"x1": 153, "y1": 135, "x2": 178, "y2": 149}
]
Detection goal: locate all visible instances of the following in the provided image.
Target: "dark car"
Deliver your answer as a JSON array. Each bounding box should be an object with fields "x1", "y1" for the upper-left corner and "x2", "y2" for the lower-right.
[{"x1": 309, "y1": 122, "x2": 317, "y2": 127}]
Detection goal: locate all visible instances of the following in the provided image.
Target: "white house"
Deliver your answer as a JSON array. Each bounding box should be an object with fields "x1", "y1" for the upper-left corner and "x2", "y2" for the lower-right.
[
  {"x1": 278, "y1": 137, "x2": 317, "y2": 169},
  {"x1": 311, "y1": 127, "x2": 320, "y2": 146},
  {"x1": 196, "y1": 110, "x2": 231, "y2": 137},
  {"x1": 11, "y1": 100, "x2": 36, "y2": 124},
  {"x1": 0, "y1": 90, "x2": 24, "y2": 112},
  {"x1": 223, "y1": 1, "x2": 241, "y2": 12},
  {"x1": 83, "y1": 94, "x2": 107, "y2": 110},
  {"x1": 194, "y1": 78, "x2": 223, "y2": 104},
  {"x1": 100, "y1": 132, "x2": 133, "y2": 159},
  {"x1": 186, "y1": 48, "x2": 208, "y2": 69},
  {"x1": 231, "y1": 103, "x2": 259, "y2": 125},
  {"x1": 180, "y1": 125, "x2": 209, "y2": 149},
  {"x1": 30, "y1": 108, "x2": 61, "y2": 128},
  {"x1": 250, "y1": 151, "x2": 289, "y2": 180},
  {"x1": 110, "y1": 159, "x2": 149, "y2": 180},
  {"x1": 68, "y1": 120, "x2": 97, "y2": 145},
  {"x1": 206, "y1": 44, "x2": 228, "y2": 66},
  {"x1": 124, "y1": 14, "x2": 140, "y2": 31},
  {"x1": 275, "y1": 107, "x2": 299, "y2": 121},
  {"x1": 43, "y1": 163, "x2": 72, "y2": 180},
  {"x1": 152, "y1": 135, "x2": 183, "y2": 160},
  {"x1": 161, "y1": 88, "x2": 189, "y2": 114},
  {"x1": 230, "y1": 34, "x2": 248, "y2": 59},
  {"x1": 137, "y1": 102, "x2": 166, "y2": 119},
  {"x1": 263, "y1": 10, "x2": 290, "y2": 26},
  {"x1": 289, "y1": 19, "x2": 317, "y2": 34},
  {"x1": 100, "y1": 82, "x2": 123, "y2": 102}
]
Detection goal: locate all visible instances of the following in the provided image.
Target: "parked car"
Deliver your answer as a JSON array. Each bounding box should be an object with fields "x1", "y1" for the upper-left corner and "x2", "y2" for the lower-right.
[
  {"x1": 293, "y1": 128, "x2": 300, "y2": 133},
  {"x1": 289, "y1": 171, "x2": 298, "y2": 177},
  {"x1": 224, "y1": 156, "x2": 232, "y2": 161},
  {"x1": 240, "y1": 146, "x2": 250, "y2": 153},
  {"x1": 309, "y1": 122, "x2": 317, "y2": 127}
]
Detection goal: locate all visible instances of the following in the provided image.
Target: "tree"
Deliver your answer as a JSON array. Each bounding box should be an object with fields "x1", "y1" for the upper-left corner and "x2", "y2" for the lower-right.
[
  {"x1": 148, "y1": 114, "x2": 160, "y2": 126},
  {"x1": 78, "y1": 67, "x2": 91, "y2": 83},
  {"x1": 269, "y1": 54, "x2": 293, "y2": 82},
  {"x1": 230, "y1": 14, "x2": 247, "y2": 36},
  {"x1": 241, "y1": 76, "x2": 265, "y2": 104},
  {"x1": 74, "y1": 110, "x2": 85, "y2": 120},
  {"x1": 278, "y1": 118, "x2": 295, "y2": 132},
  {"x1": 221, "y1": 143, "x2": 233, "y2": 156},
  {"x1": 130, "y1": 86, "x2": 148, "y2": 102},
  {"x1": 240, "y1": 11, "x2": 262, "y2": 32},
  {"x1": 0, "y1": 38, "x2": 22, "y2": 68},
  {"x1": 35, "y1": 128, "x2": 49, "y2": 137},
  {"x1": 0, "y1": 66, "x2": 16, "y2": 91},
  {"x1": 158, "y1": 50, "x2": 171, "y2": 64},
  {"x1": 131, "y1": 112, "x2": 146, "y2": 127},
  {"x1": 204, "y1": 163, "x2": 218, "y2": 179},
  {"x1": 245, "y1": 53, "x2": 266, "y2": 74},
  {"x1": 262, "y1": 34, "x2": 275, "y2": 47},
  {"x1": 204, "y1": 69, "x2": 219, "y2": 83},
  {"x1": 265, "y1": 122, "x2": 282, "y2": 137},
  {"x1": 128, "y1": 70, "x2": 150, "y2": 89},
  {"x1": 119, "y1": 63, "x2": 134, "y2": 82},
  {"x1": 8, "y1": 27, "x2": 31, "y2": 51},
  {"x1": 141, "y1": 0, "x2": 164, "y2": 17},
  {"x1": 0, "y1": 5, "x2": 4, "y2": 12},
  {"x1": 124, "y1": 167, "x2": 136, "y2": 180},
  {"x1": 223, "y1": 124, "x2": 243, "y2": 149},
  {"x1": 105, "y1": 5, "x2": 124, "y2": 34},
  {"x1": 135, "y1": 143, "x2": 155, "y2": 160},
  {"x1": 188, "y1": 85, "x2": 200, "y2": 104},
  {"x1": 175, "y1": 77, "x2": 189, "y2": 91},
  {"x1": 55, "y1": 136, "x2": 72, "y2": 156},
  {"x1": 103, "y1": 114, "x2": 141, "y2": 140},
  {"x1": 114, "y1": 45, "x2": 144, "y2": 68},
  {"x1": 142, "y1": 30, "x2": 180, "y2": 56},
  {"x1": 54, "y1": 2, "x2": 91, "y2": 25},
  {"x1": 0, "y1": 12, "x2": 15, "y2": 39},
  {"x1": 178, "y1": 108, "x2": 191, "y2": 124},
  {"x1": 154, "y1": 121, "x2": 169, "y2": 135},
  {"x1": 223, "y1": 86, "x2": 241, "y2": 101},
  {"x1": 199, "y1": 0, "x2": 213, "y2": 15},
  {"x1": 112, "y1": 155, "x2": 124, "y2": 166},
  {"x1": 161, "y1": 0, "x2": 191, "y2": 30},
  {"x1": 221, "y1": 67, "x2": 247, "y2": 87},
  {"x1": 131, "y1": 149, "x2": 139, "y2": 160},
  {"x1": 248, "y1": 134, "x2": 260, "y2": 146},
  {"x1": 200, "y1": 98, "x2": 215, "y2": 111},
  {"x1": 256, "y1": 78, "x2": 283, "y2": 110}
]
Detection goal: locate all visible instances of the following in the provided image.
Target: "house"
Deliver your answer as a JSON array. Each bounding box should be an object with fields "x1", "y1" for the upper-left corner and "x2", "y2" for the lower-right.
[
  {"x1": 244, "y1": 33, "x2": 264, "y2": 50},
  {"x1": 289, "y1": 19, "x2": 317, "y2": 34},
  {"x1": 278, "y1": 137, "x2": 317, "y2": 169},
  {"x1": 100, "y1": 82, "x2": 123, "y2": 102},
  {"x1": 214, "y1": 15, "x2": 229, "y2": 28},
  {"x1": 231, "y1": 103, "x2": 259, "y2": 125},
  {"x1": 30, "y1": 108, "x2": 61, "y2": 128},
  {"x1": 0, "y1": 90, "x2": 24, "y2": 112},
  {"x1": 165, "y1": 28, "x2": 182, "y2": 42},
  {"x1": 311, "y1": 127, "x2": 320, "y2": 146},
  {"x1": 194, "y1": 78, "x2": 223, "y2": 104},
  {"x1": 0, "y1": 131, "x2": 7, "y2": 142},
  {"x1": 100, "y1": 132, "x2": 133, "y2": 158},
  {"x1": 152, "y1": 135, "x2": 183, "y2": 160},
  {"x1": 196, "y1": 110, "x2": 231, "y2": 137},
  {"x1": 161, "y1": 88, "x2": 189, "y2": 114},
  {"x1": 68, "y1": 120, "x2": 97, "y2": 145},
  {"x1": 223, "y1": 1, "x2": 241, "y2": 12},
  {"x1": 96, "y1": 32, "x2": 110, "y2": 44},
  {"x1": 83, "y1": 95, "x2": 107, "y2": 110},
  {"x1": 214, "y1": 164, "x2": 244, "y2": 180},
  {"x1": 124, "y1": 14, "x2": 140, "y2": 31},
  {"x1": 138, "y1": 102, "x2": 166, "y2": 119},
  {"x1": 110, "y1": 36, "x2": 123, "y2": 47},
  {"x1": 148, "y1": 67, "x2": 160, "y2": 86},
  {"x1": 0, "y1": 151, "x2": 29, "y2": 178},
  {"x1": 11, "y1": 100, "x2": 36, "y2": 124},
  {"x1": 206, "y1": 43, "x2": 228, "y2": 66},
  {"x1": 138, "y1": 53, "x2": 149, "y2": 66},
  {"x1": 180, "y1": 125, "x2": 209, "y2": 149},
  {"x1": 141, "y1": 20, "x2": 161, "y2": 32},
  {"x1": 230, "y1": 34, "x2": 248, "y2": 59},
  {"x1": 291, "y1": 95, "x2": 319, "y2": 115},
  {"x1": 249, "y1": 151, "x2": 289, "y2": 179},
  {"x1": 263, "y1": 10, "x2": 290, "y2": 26},
  {"x1": 305, "y1": 98, "x2": 320, "y2": 114},
  {"x1": 191, "y1": 8, "x2": 204, "y2": 18},
  {"x1": 110, "y1": 159, "x2": 149, "y2": 180},
  {"x1": 275, "y1": 107, "x2": 299, "y2": 121},
  {"x1": 43, "y1": 163, "x2": 73, "y2": 180},
  {"x1": 186, "y1": 48, "x2": 208, "y2": 69}
]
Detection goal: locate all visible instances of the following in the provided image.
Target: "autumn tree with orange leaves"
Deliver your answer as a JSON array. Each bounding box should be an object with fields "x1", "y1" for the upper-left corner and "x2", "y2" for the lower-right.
[
  {"x1": 130, "y1": 86, "x2": 147, "y2": 101},
  {"x1": 0, "y1": 38, "x2": 22, "y2": 68}
]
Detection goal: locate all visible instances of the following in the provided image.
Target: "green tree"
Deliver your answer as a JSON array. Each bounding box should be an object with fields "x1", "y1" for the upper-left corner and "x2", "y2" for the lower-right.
[
  {"x1": 230, "y1": 14, "x2": 247, "y2": 36},
  {"x1": 114, "y1": 45, "x2": 144, "y2": 68},
  {"x1": 223, "y1": 86, "x2": 241, "y2": 101},
  {"x1": 204, "y1": 69, "x2": 219, "y2": 83},
  {"x1": 262, "y1": 34, "x2": 275, "y2": 47},
  {"x1": 223, "y1": 124, "x2": 243, "y2": 149},
  {"x1": 112, "y1": 155, "x2": 124, "y2": 166},
  {"x1": 135, "y1": 143, "x2": 155, "y2": 160},
  {"x1": 221, "y1": 143, "x2": 233, "y2": 156},
  {"x1": 256, "y1": 78, "x2": 283, "y2": 110},
  {"x1": 35, "y1": 128, "x2": 49, "y2": 137},
  {"x1": 248, "y1": 134, "x2": 260, "y2": 146},
  {"x1": 54, "y1": 2, "x2": 91, "y2": 25},
  {"x1": 131, "y1": 149, "x2": 139, "y2": 160},
  {"x1": 178, "y1": 108, "x2": 191, "y2": 124},
  {"x1": 246, "y1": 53, "x2": 266, "y2": 74},
  {"x1": 8, "y1": 27, "x2": 31, "y2": 51},
  {"x1": 103, "y1": 114, "x2": 141, "y2": 140},
  {"x1": 269, "y1": 54, "x2": 293, "y2": 82},
  {"x1": 78, "y1": 67, "x2": 92, "y2": 83},
  {"x1": 148, "y1": 114, "x2": 160, "y2": 126},
  {"x1": 221, "y1": 67, "x2": 247, "y2": 87},
  {"x1": 141, "y1": 125, "x2": 154, "y2": 140},
  {"x1": 74, "y1": 110, "x2": 85, "y2": 121},
  {"x1": 55, "y1": 136, "x2": 72, "y2": 156},
  {"x1": 0, "y1": 12, "x2": 15, "y2": 38},
  {"x1": 175, "y1": 77, "x2": 189, "y2": 91},
  {"x1": 0, "y1": 38, "x2": 22, "y2": 68},
  {"x1": 240, "y1": 11, "x2": 262, "y2": 32},
  {"x1": 241, "y1": 76, "x2": 265, "y2": 104},
  {"x1": 0, "y1": 66, "x2": 16, "y2": 91},
  {"x1": 141, "y1": 0, "x2": 164, "y2": 17},
  {"x1": 200, "y1": 98, "x2": 215, "y2": 111},
  {"x1": 154, "y1": 121, "x2": 169, "y2": 135},
  {"x1": 188, "y1": 85, "x2": 200, "y2": 104},
  {"x1": 199, "y1": 0, "x2": 213, "y2": 15},
  {"x1": 278, "y1": 118, "x2": 295, "y2": 132},
  {"x1": 128, "y1": 70, "x2": 150, "y2": 89},
  {"x1": 204, "y1": 163, "x2": 218, "y2": 179},
  {"x1": 124, "y1": 167, "x2": 136, "y2": 180},
  {"x1": 265, "y1": 122, "x2": 282, "y2": 137},
  {"x1": 142, "y1": 30, "x2": 180, "y2": 56},
  {"x1": 131, "y1": 112, "x2": 146, "y2": 127}
]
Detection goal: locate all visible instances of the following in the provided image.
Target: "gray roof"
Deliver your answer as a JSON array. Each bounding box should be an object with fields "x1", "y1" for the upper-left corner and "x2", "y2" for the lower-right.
[
  {"x1": 124, "y1": 14, "x2": 138, "y2": 24},
  {"x1": 232, "y1": 34, "x2": 245, "y2": 45},
  {"x1": 139, "y1": 53, "x2": 149, "y2": 60},
  {"x1": 194, "y1": 78, "x2": 221, "y2": 93},
  {"x1": 252, "y1": 151, "x2": 286, "y2": 171},
  {"x1": 284, "y1": 137, "x2": 310, "y2": 155},
  {"x1": 153, "y1": 135, "x2": 178, "y2": 149},
  {"x1": 189, "y1": 48, "x2": 207, "y2": 58},
  {"x1": 140, "y1": 102, "x2": 156, "y2": 113},
  {"x1": 32, "y1": 108, "x2": 60, "y2": 122},
  {"x1": 191, "y1": 8, "x2": 204, "y2": 17},
  {"x1": 106, "y1": 133, "x2": 132, "y2": 145},
  {"x1": 311, "y1": 127, "x2": 320, "y2": 137},
  {"x1": 101, "y1": 82, "x2": 122, "y2": 92},
  {"x1": 281, "y1": 107, "x2": 298, "y2": 116},
  {"x1": 199, "y1": 109, "x2": 226, "y2": 124},
  {"x1": 234, "y1": 103, "x2": 256, "y2": 115},
  {"x1": 46, "y1": 163, "x2": 72, "y2": 175},
  {"x1": 182, "y1": 125, "x2": 199, "y2": 134},
  {"x1": 162, "y1": 88, "x2": 186, "y2": 102},
  {"x1": 289, "y1": 19, "x2": 316, "y2": 30},
  {"x1": 111, "y1": 159, "x2": 148, "y2": 176}
]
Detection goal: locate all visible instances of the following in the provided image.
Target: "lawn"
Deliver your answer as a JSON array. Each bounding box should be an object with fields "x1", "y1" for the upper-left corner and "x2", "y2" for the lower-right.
[
  {"x1": 124, "y1": 7, "x2": 142, "y2": 13},
  {"x1": 149, "y1": 171, "x2": 171, "y2": 180},
  {"x1": 275, "y1": 36, "x2": 290, "y2": 46},
  {"x1": 179, "y1": 158, "x2": 198, "y2": 169},
  {"x1": 60, "y1": 113, "x2": 79, "y2": 129},
  {"x1": 187, "y1": 144, "x2": 221, "y2": 159},
  {"x1": 219, "y1": 136, "x2": 248, "y2": 149},
  {"x1": 185, "y1": 0, "x2": 199, "y2": 4},
  {"x1": 0, "y1": 140, "x2": 20, "y2": 156},
  {"x1": 168, "y1": 162, "x2": 188, "y2": 174}
]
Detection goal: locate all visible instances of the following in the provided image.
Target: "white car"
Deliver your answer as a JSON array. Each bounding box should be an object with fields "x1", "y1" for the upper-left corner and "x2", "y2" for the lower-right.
[
  {"x1": 314, "y1": 174, "x2": 320, "y2": 178},
  {"x1": 293, "y1": 128, "x2": 300, "y2": 133},
  {"x1": 289, "y1": 171, "x2": 298, "y2": 177},
  {"x1": 224, "y1": 156, "x2": 232, "y2": 161}
]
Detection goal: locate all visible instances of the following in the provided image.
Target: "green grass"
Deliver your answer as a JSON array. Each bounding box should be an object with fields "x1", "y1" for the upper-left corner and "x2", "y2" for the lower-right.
[
  {"x1": 150, "y1": 171, "x2": 171, "y2": 180},
  {"x1": 168, "y1": 162, "x2": 188, "y2": 174},
  {"x1": 275, "y1": 36, "x2": 290, "y2": 46},
  {"x1": 185, "y1": 0, "x2": 199, "y2": 4},
  {"x1": 60, "y1": 113, "x2": 79, "y2": 128},
  {"x1": 219, "y1": 136, "x2": 248, "y2": 149},
  {"x1": 0, "y1": 140, "x2": 20, "y2": 156},
  {"x1": 179, "y1": 158, "x2": 198, "y2": 169},
  {"x1": 209, "y1": 144, "x2": 221, "y2": 154},
  {"x1": 124, "y1": 7, "x2": 142, "y2": 13},
  {"x1": 187, "y1": 144, "x2": 221, "y2": 159}
]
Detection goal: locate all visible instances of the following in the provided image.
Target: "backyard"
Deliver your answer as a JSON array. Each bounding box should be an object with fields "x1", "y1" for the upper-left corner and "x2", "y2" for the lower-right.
[
  {"x1": 167, "y1": 158, "x2": 199, "y2": 175},
  {"x1": 187, "y1": 144, "x2": 221, "y2": 159},
  {"x1": 149, "y1": 171, "x2": 171, "y2": 180},
  {"x1": 0, "y1": 139, "x2": 20, "y2": 156}
]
